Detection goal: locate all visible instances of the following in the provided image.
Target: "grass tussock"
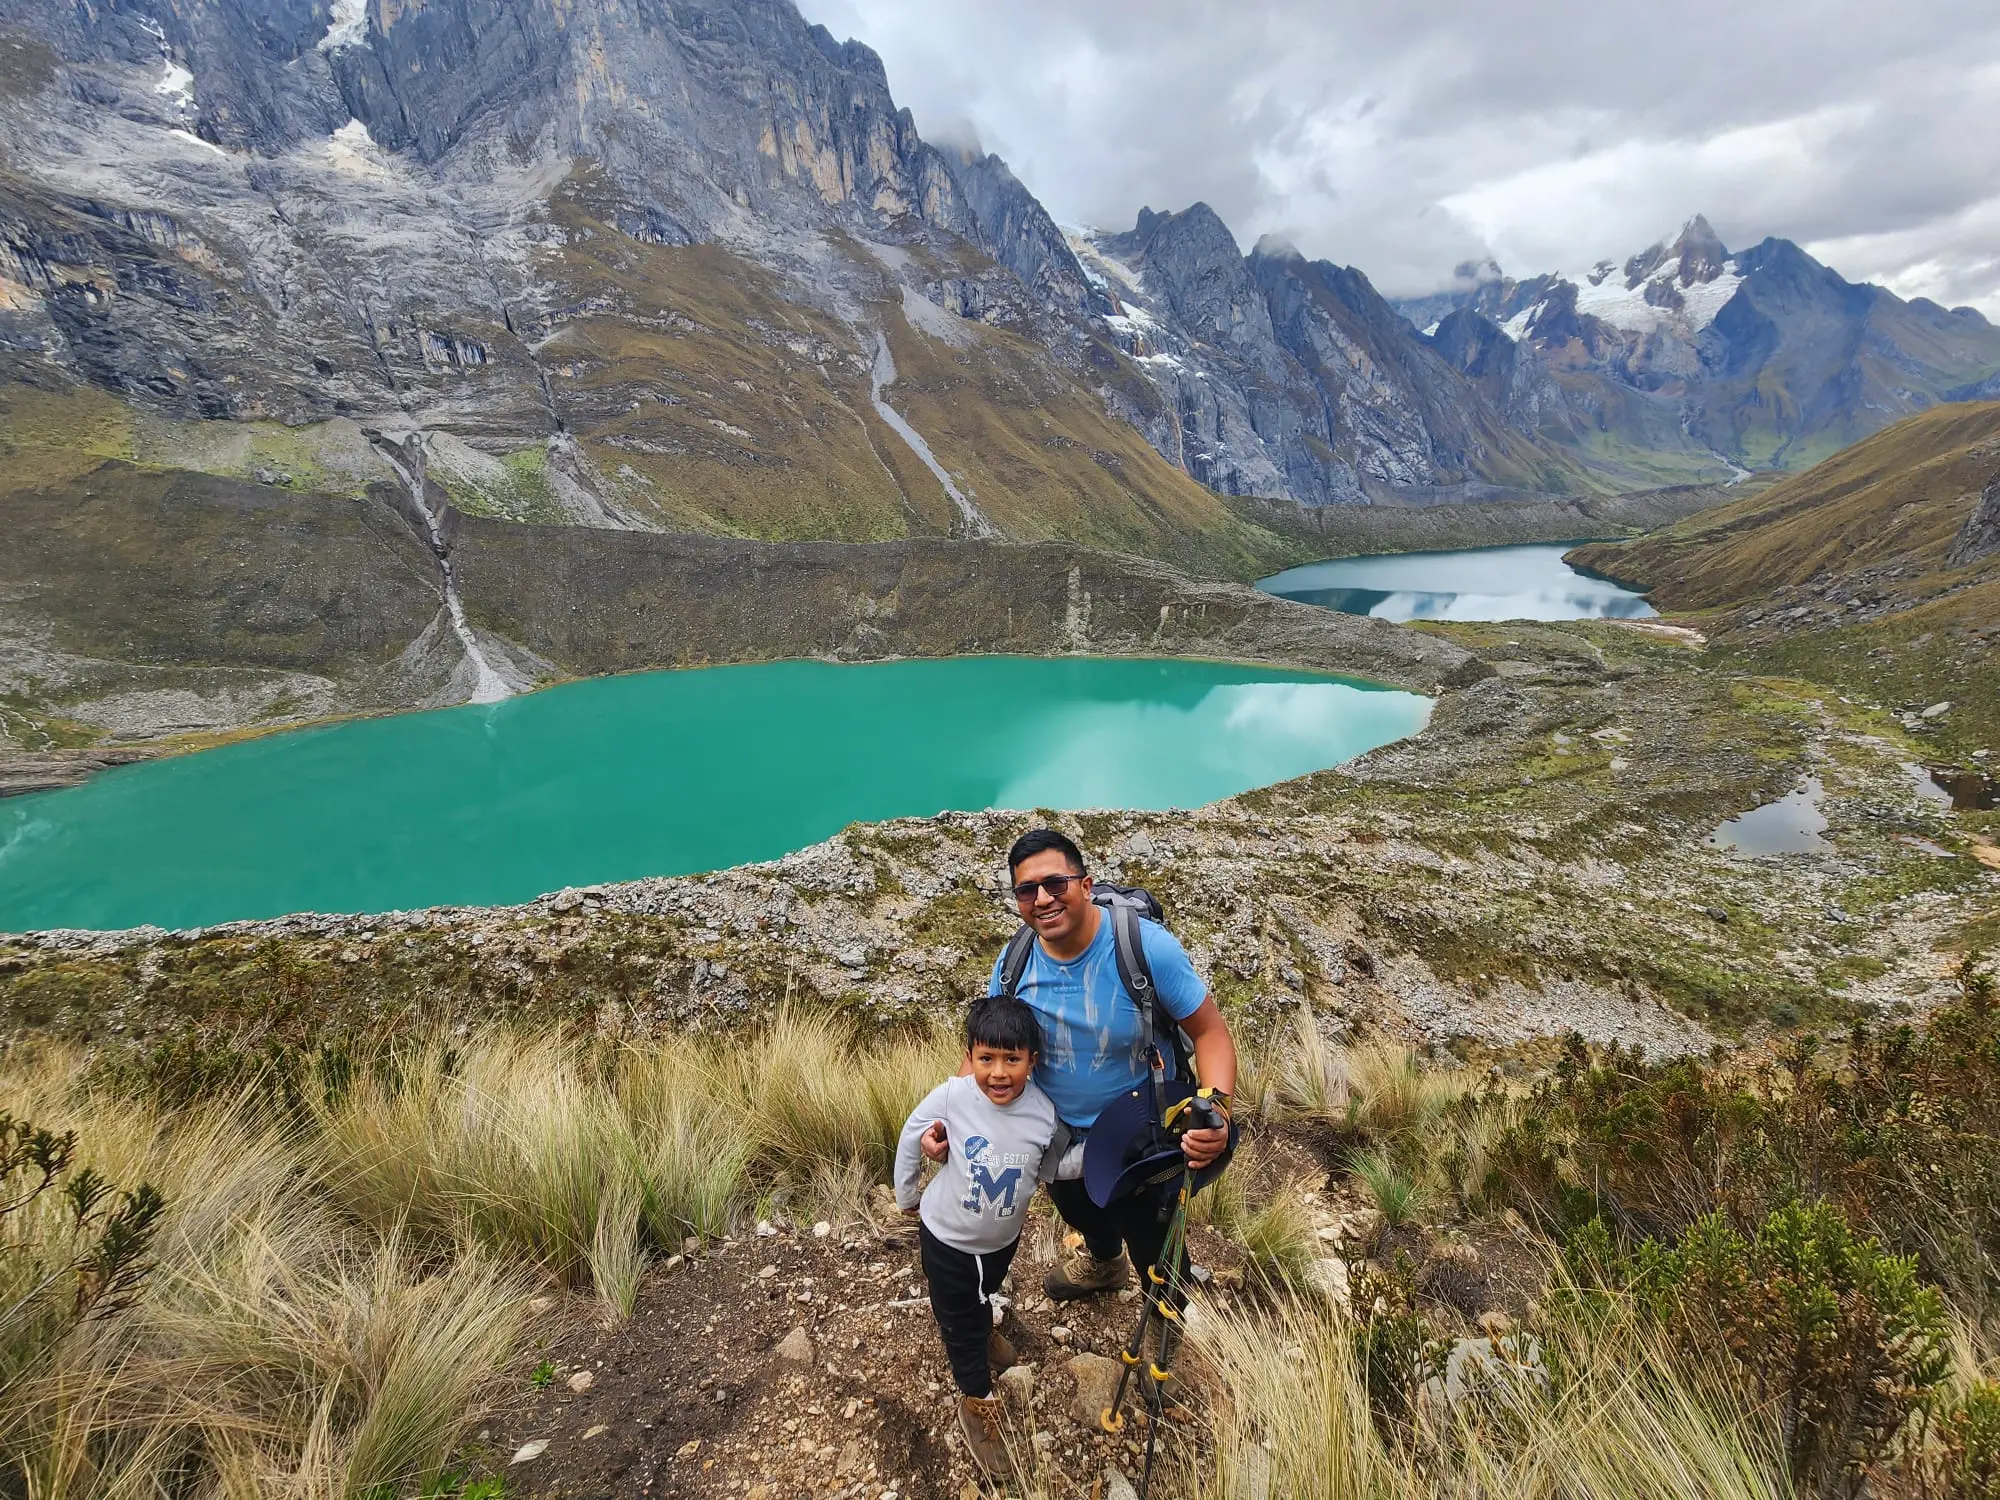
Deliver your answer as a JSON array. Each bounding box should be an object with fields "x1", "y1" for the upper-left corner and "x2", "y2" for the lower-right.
[
  {"x1": 0, "y1": 1063, "x2": 529, "y2": 1500},
  {"x1": 1196, "y1": 1292, "x2": 1793, "y2": 1500},
  {"x1": 1190, "y1": 1145, "x2": 1320, "y2": 1292}
]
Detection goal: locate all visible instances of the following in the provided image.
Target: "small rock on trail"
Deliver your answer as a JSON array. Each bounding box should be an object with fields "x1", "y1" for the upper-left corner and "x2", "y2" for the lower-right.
[{"x1": 1067, "y1": 1351, "x2": 1122, "y2": 1428}]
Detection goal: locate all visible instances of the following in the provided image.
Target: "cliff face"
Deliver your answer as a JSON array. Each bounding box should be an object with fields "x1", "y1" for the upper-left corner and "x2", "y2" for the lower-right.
[
  {"x1": 1948, "y1": 476, "x2": 2000, "y2": 567},
  {"x1": 0, "y1": 0, "x2": 1084, "y2": 418},
  {"x1": 1067, "y1": 210, "x2": 1590, "y2": 506},
  {"x1": 0, "y1": 0, "x2": 1599, "y2": 542}
]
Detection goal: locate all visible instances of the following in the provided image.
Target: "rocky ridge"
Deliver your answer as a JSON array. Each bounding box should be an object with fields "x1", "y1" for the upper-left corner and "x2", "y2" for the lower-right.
[
  {"x1": 1948, "y1": 474, "x2": 2000, "y2": 567},
  {"x1": 1068, "y1": 211, "x2": 1589, "y2": 506},
  {"x1": 0, "y1": 0, "x2": 1747, "y2": 556},
  {"x1": 3, "y1": 0, "x2": 1996, "y2": 553},
  {"x1": 0, "y1": 0, "x2": 1292, "y2": 571}
]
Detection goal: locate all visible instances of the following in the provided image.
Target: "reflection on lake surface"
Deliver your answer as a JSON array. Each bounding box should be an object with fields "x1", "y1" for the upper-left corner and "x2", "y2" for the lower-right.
[
  {"x1": 1709, "y1": 780, "x2": 1831, "y2": 856},
  {"x1": 1258, "y1": 543, "x2": 1656, "y2": 622},
  {"x1": 0, "y1": 656, "x2": 1431, "y2": 933}
]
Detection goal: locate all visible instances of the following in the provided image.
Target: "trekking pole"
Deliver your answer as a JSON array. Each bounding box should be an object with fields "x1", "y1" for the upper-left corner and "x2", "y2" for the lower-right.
[
  {"x1": 1099, "y1": 1163, "x2": 1189, "y2": 1438},
  {"x1": 1099, "y1": 1091, "x2": 1223, "y2": 1499},
  {"x1": 1135, "y1": 1169, "x2": 1194, "y2": 1500}
]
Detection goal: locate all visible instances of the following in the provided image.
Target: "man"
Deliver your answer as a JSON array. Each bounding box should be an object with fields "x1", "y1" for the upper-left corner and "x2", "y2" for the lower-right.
[{"x1": 929, "y1": 827, "x2": 1236, "y2": 1300}]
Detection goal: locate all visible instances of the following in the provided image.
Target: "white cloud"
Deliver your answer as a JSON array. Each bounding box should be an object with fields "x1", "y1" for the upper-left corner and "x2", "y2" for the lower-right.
[{"x1": 800, "y1": 0, "x2": 2000, "y2": 313}]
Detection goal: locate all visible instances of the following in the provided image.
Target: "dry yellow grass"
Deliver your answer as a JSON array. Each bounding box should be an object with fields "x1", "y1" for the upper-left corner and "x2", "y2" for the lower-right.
[
  {"x1": 1194, "y1": 1292, "x2": 1794, "y2": 1500},
  {"x1": 0, "y1": 1051, "x2": 529, "y2": 1500}
]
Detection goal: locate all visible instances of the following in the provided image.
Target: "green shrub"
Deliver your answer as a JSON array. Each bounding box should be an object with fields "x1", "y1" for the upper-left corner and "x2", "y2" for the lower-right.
[
  {"x1": 0, "y1": 1111, "x2": 163, "y2": 1401},
  {"x1": 1929, "y1": 1380, "x2": 2000, "y2": 1500},
  {"x1": 1489, "y1": 955, "x2": 2000, "y2": 1312},
  {"x1": 1568, "y1": 1201, "x2": 1951, "y2": 1498},
  {"x1": 1345, "y1": 1254, "x2": 1444, "y2": 1435}
]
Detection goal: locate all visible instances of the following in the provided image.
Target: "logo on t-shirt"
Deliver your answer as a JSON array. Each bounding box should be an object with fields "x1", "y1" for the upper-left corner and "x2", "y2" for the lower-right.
[{"x1": 959, "y1": 1135, "x2": 1023, "y2": 1218}]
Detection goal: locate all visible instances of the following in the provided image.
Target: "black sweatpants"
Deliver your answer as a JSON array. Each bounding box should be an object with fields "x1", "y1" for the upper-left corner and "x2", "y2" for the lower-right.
[
  {"x1": 918, "y1": 1222, "x2": 1020, "y2": 1399},
  {"x1": 1047, "y1": 1173, "x2": 1188, "y2": 1287}
]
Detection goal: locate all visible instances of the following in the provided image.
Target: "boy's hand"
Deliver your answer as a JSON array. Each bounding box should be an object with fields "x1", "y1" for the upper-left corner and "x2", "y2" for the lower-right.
[{"x1": 920, "y1": 1120, "x2": 948, "y2": 1162}]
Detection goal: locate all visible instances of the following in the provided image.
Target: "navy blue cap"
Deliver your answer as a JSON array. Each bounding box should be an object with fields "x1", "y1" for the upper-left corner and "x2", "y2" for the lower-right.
[{"x1": 1082, "y1": 1080, "x2": 1239, "y2": 1208}]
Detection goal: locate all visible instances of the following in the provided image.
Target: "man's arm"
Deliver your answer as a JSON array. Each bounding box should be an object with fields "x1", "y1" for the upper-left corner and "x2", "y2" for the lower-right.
[{"x1": 1179, "y1": 996, "x2": 1236, "y2": 1169}]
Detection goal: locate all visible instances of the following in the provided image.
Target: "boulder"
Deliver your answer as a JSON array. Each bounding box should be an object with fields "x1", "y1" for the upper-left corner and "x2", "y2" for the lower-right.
[
  {"x1": 1423, "y1": 1334, "x2": 1547, "y2": 1411},
  {"x1": 1947, "y1": 476, "x2": 2000, "y2": 566},
  {"x1": 1067, "y1": 1352, "x2": 1123, "y2": 1428},
  {"x1": 996, "y1": 1363, "x2": 1036, "y2": 1407},
  {"x1": 774, "y1": 1326, "x2": 815, "y2": 1363}
]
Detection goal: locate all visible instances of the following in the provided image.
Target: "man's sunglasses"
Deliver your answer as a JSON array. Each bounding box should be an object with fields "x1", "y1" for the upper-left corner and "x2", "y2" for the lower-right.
[{"x1": 1011, "y1": 874, "x2": 1086, "y2": 905}]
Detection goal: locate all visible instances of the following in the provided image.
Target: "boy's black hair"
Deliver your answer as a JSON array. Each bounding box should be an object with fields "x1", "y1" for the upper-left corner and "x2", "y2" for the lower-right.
[
  {"x1": 1005, "y1": 827, "x2": 1086, "y2": 880},
  {"x1": 966, "y1": 992, "x2": 1043, "y2": 1056}
]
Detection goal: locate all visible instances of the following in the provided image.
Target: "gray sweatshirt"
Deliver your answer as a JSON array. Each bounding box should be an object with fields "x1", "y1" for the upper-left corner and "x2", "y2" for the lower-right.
[{"x1": 894, "y1": 1075, "x2": 1061, "y2": 1255}]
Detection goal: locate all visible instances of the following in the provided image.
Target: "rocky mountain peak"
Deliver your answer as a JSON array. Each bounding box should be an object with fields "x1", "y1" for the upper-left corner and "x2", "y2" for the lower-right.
[
  {"x1": 1617, "y1": 215, "x2": 1730, "y2": 292},
  {"x1": 1102, "y1": 202, "x2": 1272, "y2": 354},
  {"x1": 1250, "y1": 232, "x2": 1303, "y2": 263},
  {"x1": 1669, "y1": 213, "x2": 1730, "y2": 285}
]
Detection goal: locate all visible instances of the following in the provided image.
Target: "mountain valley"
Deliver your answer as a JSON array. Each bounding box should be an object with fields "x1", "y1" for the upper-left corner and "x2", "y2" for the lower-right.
[{"x1": 1, "y1": 6, "x2": 1999, "y2": 1496}]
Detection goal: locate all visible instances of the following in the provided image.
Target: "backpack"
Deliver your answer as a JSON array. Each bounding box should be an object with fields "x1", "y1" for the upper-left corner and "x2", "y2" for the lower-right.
[{"x1": 996, "y1": 883, "x2": 1197, "y2": 1081}]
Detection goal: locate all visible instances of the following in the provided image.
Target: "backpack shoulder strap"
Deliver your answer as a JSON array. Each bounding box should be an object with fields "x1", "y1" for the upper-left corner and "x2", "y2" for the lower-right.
[
  {"x1": 1107, "y1": 903, "x2": 1156, "y2": 1009},
  {"x1": 1110, "y1": 906, "x2": 1197, "y2": 1081},
  {"x1": 997, "y1": 924, "x2": 1037, "y2": 1000},
  {"x1": 1107, "y1": 903, "x2": 1160, "y2": 1052}
]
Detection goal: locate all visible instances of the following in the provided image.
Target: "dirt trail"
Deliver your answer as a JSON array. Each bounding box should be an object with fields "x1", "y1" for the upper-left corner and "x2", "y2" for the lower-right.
[{"x1": 491, "y1": 1210, "x2": 1197, "y2": 1500}]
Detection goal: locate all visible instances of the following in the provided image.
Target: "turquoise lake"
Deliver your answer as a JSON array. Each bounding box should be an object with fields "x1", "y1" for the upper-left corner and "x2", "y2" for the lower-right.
[
  {"x1": 0, "y1": 656, "x2": 1431, "y2": 932},
  {"x1": 1259, "y1": 543, "x2": 1656, "y2": 622}
]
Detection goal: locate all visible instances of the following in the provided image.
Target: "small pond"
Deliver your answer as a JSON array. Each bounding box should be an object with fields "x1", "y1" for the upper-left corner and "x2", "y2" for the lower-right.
[
  {"x1": 0, "y1": 655, "x2": 1431, "y2": 932},
  {"x1": 1258, "y1": 543, "x2": 1655, "y2": 622},
  {"x1": 1708, "y1": 780, "x2": 1832, "y2": 856}
]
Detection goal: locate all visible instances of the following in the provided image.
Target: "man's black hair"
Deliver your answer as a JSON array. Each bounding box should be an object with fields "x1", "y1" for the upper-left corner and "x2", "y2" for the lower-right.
[
  {"x1": 1005, "y1": 827, "x2": 1086, "y2": 880},
  {"x1": 966, "y1": 992, "x2": 1043, "y2": 1056}
]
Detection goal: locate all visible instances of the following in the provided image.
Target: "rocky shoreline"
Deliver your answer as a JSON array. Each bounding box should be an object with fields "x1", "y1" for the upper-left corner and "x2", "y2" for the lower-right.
[
  {"x1": 0, "y1": 488, "x2": 1484, "y2": 795},
  {"x1": 7, "y1": 618, "x2": 1990, "y2": 1065}
]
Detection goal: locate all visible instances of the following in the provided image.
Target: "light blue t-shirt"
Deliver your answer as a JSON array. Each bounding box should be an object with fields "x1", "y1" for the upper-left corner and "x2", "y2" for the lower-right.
[{"x1": 987, "y1": 912, "x2": 1207, "y2": 1128}]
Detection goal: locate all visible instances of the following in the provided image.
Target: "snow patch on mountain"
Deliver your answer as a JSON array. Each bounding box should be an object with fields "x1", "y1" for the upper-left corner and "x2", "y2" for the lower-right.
[
  {"x1": 1569, "y1": 263, "x2": 1743, "y2": 335},
  {"x1": 1500, "y1": 306, "x2": 1538, "y2": 342},
  {"x1": 155, "y1": 61, "x2": 193, "y2": 100},
  {"x1": 319, "y1": 0, "x2": 368, "y2": 53},
  {"x1": 1064, "y1": 228, "x2": 1147, "y2": 297}
]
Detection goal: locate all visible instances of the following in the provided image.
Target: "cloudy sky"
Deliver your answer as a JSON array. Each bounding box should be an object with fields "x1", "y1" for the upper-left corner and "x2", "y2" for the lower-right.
[{"x1": 800, "y1": 0, "x2": 2000, "y2": 314}]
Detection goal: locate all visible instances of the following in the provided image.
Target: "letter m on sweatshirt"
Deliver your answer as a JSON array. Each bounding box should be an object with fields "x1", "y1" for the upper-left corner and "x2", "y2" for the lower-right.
[{"x1": 959, "y1": 1136, "x2": 1023, "y2": 1217}]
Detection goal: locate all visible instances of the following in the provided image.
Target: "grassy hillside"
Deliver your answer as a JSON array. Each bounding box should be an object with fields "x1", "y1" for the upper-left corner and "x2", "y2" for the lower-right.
[
  {"x1": 1569, "y1": 401, "x2": 2000, "y2": 607},
  {"x1": 1571, "y1": 401, "x2": 2000, "y2": 759},
  {"x1": 539, "y1": 176, "x2": 1300, "y2": 579}
]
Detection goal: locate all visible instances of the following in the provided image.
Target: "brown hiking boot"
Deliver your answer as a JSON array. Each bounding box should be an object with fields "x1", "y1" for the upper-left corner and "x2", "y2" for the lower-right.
[
  {"x1": 987, "y1": 1328, "x2": 1017, "y2": 1371},
  {"x1": 1044, "y1": 1248, "x2": 1128, "y2": 1301},
  {"x1": 956, "y1": 1394, "x2": 1013, "y2": 1478}
]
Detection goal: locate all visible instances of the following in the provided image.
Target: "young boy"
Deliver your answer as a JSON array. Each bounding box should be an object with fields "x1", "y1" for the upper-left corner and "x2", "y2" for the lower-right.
[{"x1": 894, "y1": 994, "x2": 1059, "y2": 1479}]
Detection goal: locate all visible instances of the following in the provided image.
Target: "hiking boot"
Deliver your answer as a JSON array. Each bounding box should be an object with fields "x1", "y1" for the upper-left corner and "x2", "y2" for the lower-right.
[
  {"x1": 1045, "y1": 1248, "x2": 1128, "y2": 1301},
  {"x1": 987, "y1": 1328, "x2": 1017, "y2": 1371},
  {"x1": 956, "y1": 1394, "x2": 1013, "y2": 1478}
]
